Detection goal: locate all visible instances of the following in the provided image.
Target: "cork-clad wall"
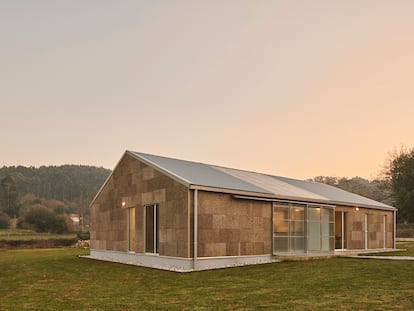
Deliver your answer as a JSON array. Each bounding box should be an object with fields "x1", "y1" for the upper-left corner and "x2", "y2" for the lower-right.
[
  {"x1": 196, "y1": 191, "x2": 272, "y2": 257},
  {"x1": 90, "y1": 152, "x2": 395, "y2": 263},
  {"x1": 90, "y1": 154, "x2": 190, "y2": 257},
  {"x1": 335, "y1": 206, "x2": 394, "y2": 249}
]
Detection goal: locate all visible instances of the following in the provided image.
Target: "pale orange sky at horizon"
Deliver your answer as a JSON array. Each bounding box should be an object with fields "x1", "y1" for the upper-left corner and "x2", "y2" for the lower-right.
[{"x1": 1, "y1": 1, "x2": 413, "y2": 180}]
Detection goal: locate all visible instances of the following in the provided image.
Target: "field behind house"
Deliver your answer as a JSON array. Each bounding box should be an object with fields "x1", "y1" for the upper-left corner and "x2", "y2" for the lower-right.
[
  {"x1": 0, "y1": 229, "x2": 78, "y2": 249},
  {"x1": 1, "y1": 246, "x2": 414, "y2": 310}
]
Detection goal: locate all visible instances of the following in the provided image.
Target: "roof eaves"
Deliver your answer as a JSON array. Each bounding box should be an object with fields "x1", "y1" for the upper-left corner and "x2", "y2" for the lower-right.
[
  {"x1": 189, "y1": 184, "x2": 273, "y2": 197},
  {"x1": 231, "y1": 193, "x2": 396, "y2": 211},
  {"x1": 232, "y1": 195, "x2": 337, "y2": 207},
  {"x1": 325, "y1": 199, "x2": 396, "y2": 211}
]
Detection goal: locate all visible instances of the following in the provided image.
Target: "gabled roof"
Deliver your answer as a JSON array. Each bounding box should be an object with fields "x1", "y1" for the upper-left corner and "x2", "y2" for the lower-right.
[{"x1": 127, "y1": 151, "x2": 394, "y2": 210}]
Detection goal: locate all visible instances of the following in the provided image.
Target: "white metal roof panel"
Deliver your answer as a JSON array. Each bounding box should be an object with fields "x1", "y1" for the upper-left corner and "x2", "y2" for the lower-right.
[
  {"x1": 272, "y1": 175, "x2": 393, "y2": 209},
  {"x1": 129, "y1": 151, "x2": 272, "y2": 194},
  {"x1": 214, "y1": 166, "x2": 327, "y2": 201}
]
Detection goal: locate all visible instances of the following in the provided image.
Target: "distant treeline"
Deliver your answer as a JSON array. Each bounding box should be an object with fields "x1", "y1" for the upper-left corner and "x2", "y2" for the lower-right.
[
  {"x1": 0, "y1": 165, "x2": 111, "y2": 204},
  {"x1": 308, "y1": 176, "x2": 393, "y2": 207}
]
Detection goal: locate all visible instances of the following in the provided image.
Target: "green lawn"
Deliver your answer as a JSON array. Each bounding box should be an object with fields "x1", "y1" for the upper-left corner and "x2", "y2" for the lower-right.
[
  {"x1": 363, "y1": 243, "x2": 414, "y2": 257},
  {"x1": 397, "y1": 242, "x2": 414, "y2": 256},
  {"x1": 0, "y1": 248, "x2": 413, "y2": 310}
]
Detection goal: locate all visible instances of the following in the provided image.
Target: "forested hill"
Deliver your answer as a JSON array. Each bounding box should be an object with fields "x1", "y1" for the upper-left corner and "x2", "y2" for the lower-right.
[{"x1": 0, "y1": 165, "x2": 111, "y2": 205}]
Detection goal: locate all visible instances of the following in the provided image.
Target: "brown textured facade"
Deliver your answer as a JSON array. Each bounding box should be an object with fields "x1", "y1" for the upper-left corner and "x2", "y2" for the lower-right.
[
  {"x1": 196, "y1": 191, "x2": 272, "y2": 257},
  {"x1": 90, "y1": 152, "x2": 396, "y2": 270},
  {"x1": 335, "y1": 205, "x2": 394, "y2": 250},
  {"x1": 90, "y1": 154, "x2": 275, "y2": 259},
  {"x1": 90, "y1": 154, "x2": 190, "y2": 257}
]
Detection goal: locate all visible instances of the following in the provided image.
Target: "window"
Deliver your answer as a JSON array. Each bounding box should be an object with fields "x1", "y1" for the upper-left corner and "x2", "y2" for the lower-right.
[
  {"x1": 273, "y1": 205, "x2": 289, "y2": 252},
  {"x1": 307, "y1": 207, "x2": 321, "y2": 251},
  {"x1": 145, "y1": 204, "x2": 159, "y2": 253},
  {"x1": 273, "y1": 203, "x2": 334, "y2": 254},
  {"x1": 273, "y1": 204, "x2": 305, "y2": 253}
]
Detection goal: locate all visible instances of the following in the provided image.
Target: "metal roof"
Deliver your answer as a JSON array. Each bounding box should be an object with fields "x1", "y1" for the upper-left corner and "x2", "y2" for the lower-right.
[
  {"x1": 270, "y1": 176, "x2": 393, "y2": 209},
  {"x1": 126, "y1": 151, "x2": 394, "y2": 210},
  {"x1": 128, "y1": 151, "x2": 271, "y2": 194},
  {"x1": 214, "y1": 166, "x2": 327, "y2": 201}
]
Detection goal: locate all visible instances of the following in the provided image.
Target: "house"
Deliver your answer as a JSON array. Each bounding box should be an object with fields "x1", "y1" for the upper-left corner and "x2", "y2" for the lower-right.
[
  {"x1": 69, "y1": 213, "x2": 80, "y2": 225},
  {"x1": 89, "y1": 151, "x2": 396, "y2": 271}
]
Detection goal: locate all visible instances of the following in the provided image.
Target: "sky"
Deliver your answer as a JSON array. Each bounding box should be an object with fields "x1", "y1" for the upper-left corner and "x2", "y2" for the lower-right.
[{"x1": 1, "y1": 1, "x2": 413, "y2": 180}]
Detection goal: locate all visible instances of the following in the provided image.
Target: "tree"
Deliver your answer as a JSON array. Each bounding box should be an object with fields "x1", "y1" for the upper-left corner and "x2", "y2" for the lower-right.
[
  {"x1": 21, "y1": 204, "x2": 69, "y2": 233},
  {"x1": 0, "y1": 213, "x2": 10, "y2": 229},
  {"x1": 386, "y1": 147, "x2": 414, "y2": 223},
  {"x1": 0, "y1": 175, "x2": 20, "y2": 218}
]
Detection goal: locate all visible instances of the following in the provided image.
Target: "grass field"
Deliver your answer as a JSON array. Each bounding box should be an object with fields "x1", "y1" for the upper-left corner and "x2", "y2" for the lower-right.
[
  {"x1": 0, "y1": 229, "x2": 77, "y2": 241},
  {"x1": 0, "y1": 229, "x2": 78, "y2": 249},
  {"x1": 1, "y1": 248, "x2": 413, "y2": 310}
]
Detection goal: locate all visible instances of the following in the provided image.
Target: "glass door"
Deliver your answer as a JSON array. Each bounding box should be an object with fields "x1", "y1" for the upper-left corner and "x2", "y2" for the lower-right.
[
  {"x1": 129, "y1": 208, "x2": 135, "y2": 252},
  {"x1": 335, "y1": 211, "x2": 347, "y2": 249},
  {"x1": 145, "y1": 204, "x2": 159, "y2": 253}
]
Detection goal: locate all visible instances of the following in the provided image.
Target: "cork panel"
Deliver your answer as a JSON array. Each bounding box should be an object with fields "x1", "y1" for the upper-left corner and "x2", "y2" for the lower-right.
[
  {"x1": 226, "y1": 242, "x2": 240, "y2": 256},
  {"x1": 240, "y1": 242, "x2": 255, "y2": 255},
  {"x1": 252, "y1": 229, "x2": 267, "y2": 242},
  {"x1": 142, "y1": 167, "x2": 154, "y2": 180},
  {"x1": 253, "y1": 242, "x2": 265, "y2": 254},
  {"x1": 160, "y1": 228, "x2": 174, "y2": 243},
  {"x1": 198, "y1": 229, "x2": 220, "y2": 243},
  {"x1": 175, "y1": 228, "x2": 188, "y2": 257},
  {"x1": 223, "y1": 215, "x2": 241, "y2": 230},
  {"x1": 240, "y1": 229, "x2": 254, "y2": 242},
  {"x1": 198, "y1": 214, "x2": 213, "y2": 229},
  {"x1": 212, "y1": 214, "x2": 226, "y2": 228},
  {"x1": 202, "y1": 242, "x2": 226, "y2": 257},
  {"x1": 159, "y1": 241, "x2": 177, "y2": 257},
  {"x1": 91, "y1": 153, "x2": 189, "y2": 257},
  {"x1": 239, "y1": 215, "x2": 254, "y2": 229},
  {"x1": 352, "y1": 221, "x2": 363, "y2": 231},
  {"x1": 219, "y1": 229, "x2": 241, "y2": 243},
  {"x1": 196, "y1": 191, "x2": 272, "y2": 257}
]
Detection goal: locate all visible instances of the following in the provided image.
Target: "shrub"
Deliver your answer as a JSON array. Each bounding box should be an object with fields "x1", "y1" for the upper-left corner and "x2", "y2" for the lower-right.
[
  {"x1": 22, "y1": 205, "x2": 69, "y2": 234},
  {"x1": 77, "y1": 231, "x2": 90, "y2": 240},
  {"x1": 397, "y1": 229, "x2": 414, "y2": 238},
  {"x1": 0, "y1": 214, "x2": 10, "y2": 229}
]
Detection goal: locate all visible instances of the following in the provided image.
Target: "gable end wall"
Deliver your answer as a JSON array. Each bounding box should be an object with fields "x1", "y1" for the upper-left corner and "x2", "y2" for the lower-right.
[{"x1": 90, "y1": 154, "x2": 190, "y2": 257}]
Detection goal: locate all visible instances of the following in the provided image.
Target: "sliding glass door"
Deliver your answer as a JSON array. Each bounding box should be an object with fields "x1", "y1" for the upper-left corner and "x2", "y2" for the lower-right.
[
  {"x1": 273, "y1": 203, "x2": 334, "y2": 254},
  {"x1": 145, "y1": 204, "x2": 159, "y2": 254},
  {"x1": 335, "y1": 211, "x2": 347, "y2": 249}
]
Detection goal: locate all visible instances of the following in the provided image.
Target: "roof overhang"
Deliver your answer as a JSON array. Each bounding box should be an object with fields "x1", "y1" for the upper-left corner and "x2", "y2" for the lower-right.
[
  {"x1": 232, "y1": 195, "x2": 337, "y2": 208},
  {"x1": 231, "y1": 193, "x2": 396, "y2": 211}
]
